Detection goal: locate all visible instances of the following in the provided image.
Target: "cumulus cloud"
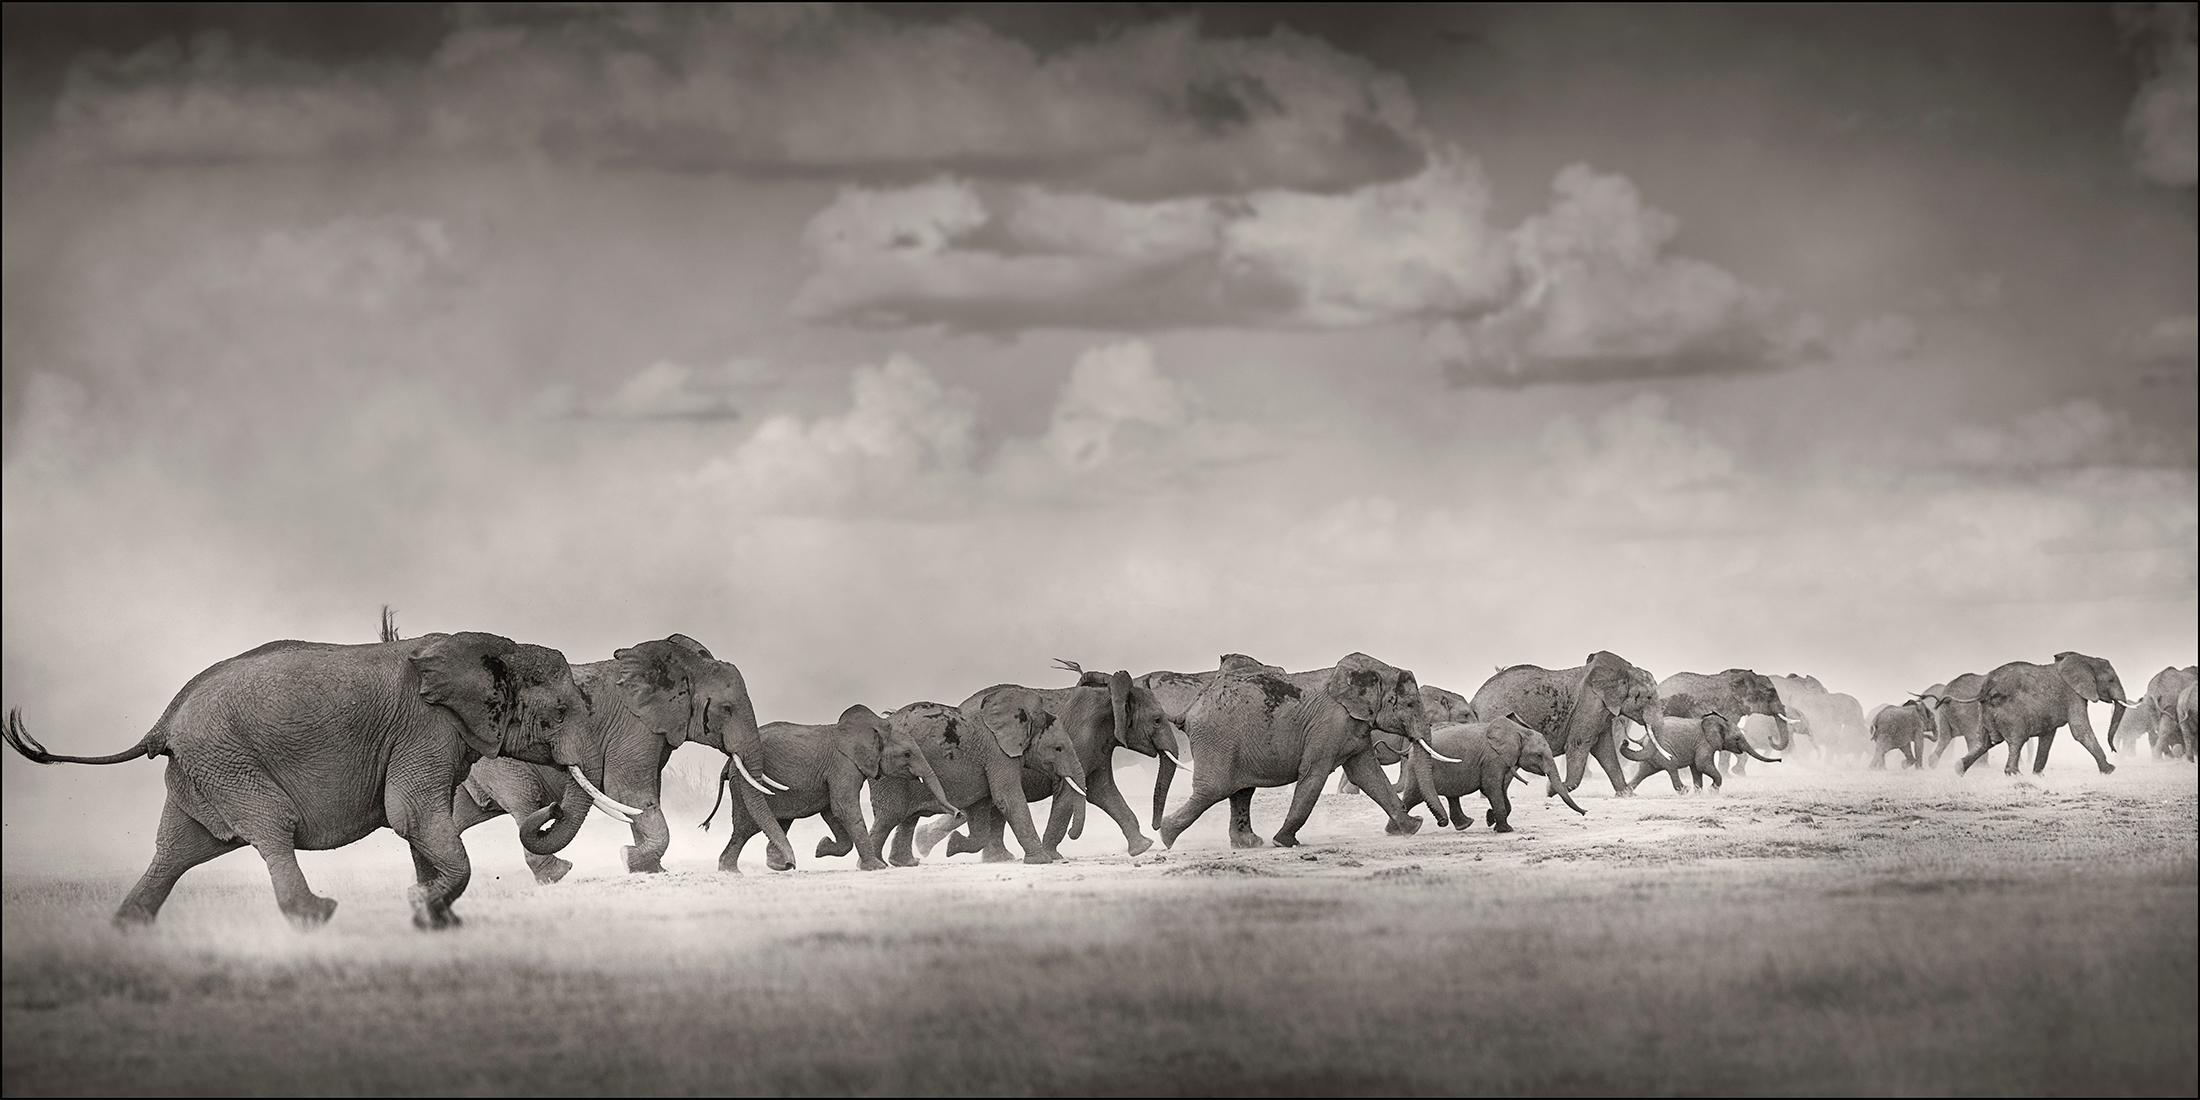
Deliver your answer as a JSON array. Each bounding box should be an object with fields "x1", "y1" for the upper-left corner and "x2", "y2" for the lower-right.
[
  {"x1": 2116, "y1": 2, "x2": 2199, "y2": 187},
  {"x1": 46, "y1": 8, "x2": 1423, "y2": 198}
]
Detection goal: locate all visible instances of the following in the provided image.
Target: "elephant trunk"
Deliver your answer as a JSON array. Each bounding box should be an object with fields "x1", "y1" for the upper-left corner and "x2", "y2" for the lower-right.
[
  {"x1": 520, "y1": 776, "x2": 595, "y2": 856},
  {"x1": 1740, "y1": 740, "x2": 1782, "y2": 764},
  {"x1": 1547, "y1": 764, "x2": 1587, "y2": 815},
  {"x1": 1152, "y1": 722, "x2": 1183, "y2": 824},
  {"x1": 1769, "y1": 713, "x2": 1796, "y2": 752},
  {"x1": 910, "y1": 751, "x2": 958, "y2": 821},
  {"x1": 2105, "y1": 701, "x2": 2127, "y2": 752}
]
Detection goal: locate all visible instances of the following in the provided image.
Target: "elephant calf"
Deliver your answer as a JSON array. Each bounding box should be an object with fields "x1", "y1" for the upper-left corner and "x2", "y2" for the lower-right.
[
  {"x1": 1397, "y1": 716, "x2": 1586, "y2": 832},
  {"x1": 1867, "y1": 701, "x2": 1930, "y2": 770},
  {"x1": 698, "y1": 705, "x2": 955, "y2": 872},
  {"x1": 1622, "y1": 712, "x2": 1779, "y2": 793}
]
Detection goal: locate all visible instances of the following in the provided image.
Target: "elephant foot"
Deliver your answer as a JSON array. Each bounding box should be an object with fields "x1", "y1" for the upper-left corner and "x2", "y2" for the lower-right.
[
  {"x1": 981, "y1": 848, "x2": 1018, "y2": 864},
  {"x1": 1452, "y1": 817, "x2": 1472, "y2": 831},
  {"x1": 532, "y1": 856, "x2": 574, "y2": 885},
  {"x1": 621, "y1": 847, "x2": 665, "y2": 875},
  {"x1": 1611, "y1": 787, "x2": 1634, "y2": 798},
  {"x1": 888, "y1": 853, "x2": 921, "y2": 868},
  {"x1": 1486, "y1": 809, "x2": 1499, "y2": 827},
  {"x1": 2096, "y1": 762, "x2": 2116, "y2": 775},
  {"x1": 1271, "y1": 831, "x2": 1300, "y2": 848},
  {"x1": 1386, "y1": 814, "x2": 1423, "y2": 835},
  {"x1": 1022, "y1": 850, "x2": 1059, "y2": 865},
  {"x1": 815, "y1": 837, "x2": 854, "y2": 859},
  {"x1": 1227, "y1": 829, "x2": 1268, "y2": 850},
  {"x1": 858, "y1": 856, "x2": 889, "y2": 871},
  {"x1": 1125, "y1": 834, "x2": 1154, "y2": 857},
  {"x1": 111, "y1": 906, "x2": 159, "y2": 929},
  {"x1": 1492, "y1": 821, "x2": 1515, "y2": 834},
  {"x1": 945, "y1": 831, "x2": 985, "y2": 858},
  {"x1": 286, "y1": 894, "x2": 340, "y2": 930}
]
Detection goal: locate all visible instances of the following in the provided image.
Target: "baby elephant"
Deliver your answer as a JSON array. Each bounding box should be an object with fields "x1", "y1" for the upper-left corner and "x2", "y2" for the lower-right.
[
  {"x1": 1868, "y1": 700, "x2": 1930, "y2": 770},
  {"x1": 1396, "y1": 715, "x2": 1587, "y2": 832},
  {"x1": 1623, "y1": 711, "x2": 1778, "y2": 793},
  {"x1": 697, "y1": 704, "x2": 955, "y2": 872}
]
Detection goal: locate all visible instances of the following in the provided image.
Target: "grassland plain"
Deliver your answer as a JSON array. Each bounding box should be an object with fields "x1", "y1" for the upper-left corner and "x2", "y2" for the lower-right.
[{"x1": 3, "y1": 764, "x2": 2195, "y2": 1096}]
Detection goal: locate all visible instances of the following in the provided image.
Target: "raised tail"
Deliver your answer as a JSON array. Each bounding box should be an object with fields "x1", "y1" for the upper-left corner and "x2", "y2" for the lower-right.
[{"x1": 3, "y1": 707, "x2": 155, "y2": 765}]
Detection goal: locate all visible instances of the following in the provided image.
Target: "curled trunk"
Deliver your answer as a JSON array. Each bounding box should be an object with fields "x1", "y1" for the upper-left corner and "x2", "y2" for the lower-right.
[{"x1": 520, "y1": 776, "x2": 595, "y2": 856}]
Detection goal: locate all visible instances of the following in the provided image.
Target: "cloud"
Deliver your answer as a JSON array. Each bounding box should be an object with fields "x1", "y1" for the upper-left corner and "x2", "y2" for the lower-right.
[
  {"x1": 2116, "y1": 2, "x2": 2198, "y2": 186},
  {"x1": 538, "y1": 358, "x2": 780, "y2": 421},
  {"x1": 45, "y1": 9, "x2": 1423, "y2": 198}
]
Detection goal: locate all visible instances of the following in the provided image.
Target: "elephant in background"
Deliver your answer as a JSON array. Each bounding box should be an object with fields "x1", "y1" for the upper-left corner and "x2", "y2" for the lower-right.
[
  {"x1": 1865, "y1": 700, "x2": 1930, "y2": 770},
  {"x1": 1159, "y1": 653, "x2": 1433, "y2": 848},
  {"x1": 2143, "y1": 666, "x2": 2198, "y2": 758},
  {"x1": 1397, "y1": 715, "x2": 1585, "y2": 831},
  {"x1": 698, "y1": 704, "x2": 954, "y2": 872},
  {"x1": 866, "y1": 690, "x2": 1086, "y2": 865},
  {"x1": 1915, "y1": 673, "x2": 1987, "y2": 768},
  {"x1": 1338, "y1": 682, "x2": 1476, "y2": 795},
  {"x1": 2179, "y1": 684, "x2": 2197, "y2": 754},
  {"x1": 1947, "y1": 652, "x2": 2135, "y2": 776},
  {"x1": 1623, "y1": 712, "x2": 1779, "y2": 793},
  {"x1": 1660, "y1": 669, "x2": 1797, "y2": 780},
  {"x1": 1768, "y1": 673, "x2": 1867, "y2": 767},
  {"x1": 1472, "y1": 652, "x2": 1665, "y2": 797},
  {"x1": 4, "y1": 629, "x2": 592, "y2": 930},
  {"x1": 920, "y1": 661, "x2": 1186, "y2": 861}
]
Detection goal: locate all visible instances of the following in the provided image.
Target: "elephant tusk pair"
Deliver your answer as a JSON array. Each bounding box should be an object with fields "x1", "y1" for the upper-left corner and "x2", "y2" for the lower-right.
[
  {"x1": 566, "y1": 765, "x2": 640, "y2": 825},
  {"x1": 1414, "y1": 737, "x2": 1463, "y2": 764},
  {"x1": 732, "y1": 754, "x2": 788, "y2": 797}
]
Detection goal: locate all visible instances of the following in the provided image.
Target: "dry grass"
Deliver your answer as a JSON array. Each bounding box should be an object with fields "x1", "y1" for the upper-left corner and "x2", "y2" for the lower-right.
[{"x1": 3, "y1": 763, "x2": 2195, "y2": 1095}]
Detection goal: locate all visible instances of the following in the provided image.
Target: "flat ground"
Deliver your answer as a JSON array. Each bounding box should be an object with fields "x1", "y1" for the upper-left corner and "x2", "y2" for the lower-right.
[{"x1": 3, "y1": 762, "x2": 2195, "y2": 1096}]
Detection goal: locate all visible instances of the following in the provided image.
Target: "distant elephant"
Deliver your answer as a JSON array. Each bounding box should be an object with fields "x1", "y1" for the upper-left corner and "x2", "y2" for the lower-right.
[
  {"x1": 438, "y1": 629, "x2": 794, "y2": 882},
  {"x1": 1397, "y1": 715, "x2": 1585, "y2": 831},
  {"x1": 1338, "y1": 682, "x2": 1475, "y2": 795},
  {"x1": 1914, "y1": 673, "x2": 1987, "y2": 767},
  {"x1": 2179, "y1": 684, "x2": 2197, "y2": 753},
  {"x1": 2142, "y1": 666, "x2": 2198, "y2": 758},
  {"x1": 1158, "y1": 653, "x2": 1433, "y2": 848},
  {"x1": 697, "y1": 704, "x2": 955, "y2": 872},
  {"x1": 1135, "y1": 654, "x2": 1279, "y2": 842},
  {"x1": 922, "y1": 661, "x2": 1187, "y2": 861},
  {"x1": 1659, "y1": 669, "x2": 1797, "y2": 780},
  {"x1": 2114, "y1": 697, "x2": 2159, "y2": 758},
  {"x1": 1767, "y1": 673, "x2": 1867, "y2": 768},
  {"x1": 3, "y1": 630, "x2": 593, "y2": 930},
  {"x1": 866, "y1": 690, "x2": 1086, "y2": 865},
  {"x1": 1472, "y1": 652, "x2": 1665, "y2": 797},
  {"x1": 1946, "y1": 652, "x2": 2135, "y2": 776},
  {"x1": 1865, "y1": 700, "x2": 1930, "y2": 770},
  {"x1": 1623, "y1": 712, "x2": 1779, "y2": 793}
]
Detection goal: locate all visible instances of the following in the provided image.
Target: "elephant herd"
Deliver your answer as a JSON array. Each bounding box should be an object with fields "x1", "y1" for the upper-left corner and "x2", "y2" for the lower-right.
[{"x1": 2, "y1": 613, "x2": 2189, "y2": 931}]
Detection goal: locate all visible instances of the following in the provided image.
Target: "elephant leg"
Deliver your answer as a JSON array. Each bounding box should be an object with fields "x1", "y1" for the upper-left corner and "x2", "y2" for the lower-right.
[
  {"x1": 1271, "y1": 770, "x2": 1328, "y2": 848},
  {"x1": 2030, "y1": 729, "x2": 2056, "y2": 774},
  {"x1": 1079, "y1": 766, "x2": 1153, "y2": 857},
  {"x1": 1928, "y1": 733, "x2": 1953, "y2": 767},
  {"x1": 766, "y1": 819, "x2": 801, "y2": 871},
  {"x1": 1447, "y1": 794, "x2": 1469, "y2": 830},
  {"x1": 113, "y1": 798, "x2": 243, "y2": 927},
  {"x1": 986, "y1": 764, "x2": 1055, "y2": 865},
  {"x1": 1158, "y1": 783, "x2": 1235, "y2": 849},
  {"x1": 1561, "y1": 738, "x2": 1594, "y2": 792},
  {"x1": 816, "y1": 813, "x2": 856, "y2": 859},
  {"x1": 888, "y1": 816, "x2": 922, "y2": 868},
  {"x1": 1344, "y1": 752, "x2": 1420, "y2": 837},
  {"x1": 718, "y1": 808, "x2": 760, "y2": 874},
  {"x1": 1625, "y1": 763, "x2": 1656, "y2": 793},
  {"x1": 390, "y1": 797, "x2": 470, "y2": 931},
  {"x1": 1067, "y1": 796, "x2": 1087, "y2": 841},
  {"x1": 1484, "y1": 778, "x2": 1514, "y2": 833},
  {"x1": 2065, "y1": 709, "x2": 2114, "y2": 774},
  {"x1": 1040, "y1": 784, "x2": 1079, "y2": 860},
  {"x1": 2001, "y1": 729, "x2": 2030, "y2": 777},
  {"x1": 1226, "y1": 788, "x2": 1265, "y2": 849},
  {"x1": 622, "y1": 806, "x2": 670, "y2": 874},
  {"x1": 1590, "y1": 733, "x2": 1633, "y2": 795},
  {"x1": 829, "y1": 787, "x2": 885, "y2": 871}
]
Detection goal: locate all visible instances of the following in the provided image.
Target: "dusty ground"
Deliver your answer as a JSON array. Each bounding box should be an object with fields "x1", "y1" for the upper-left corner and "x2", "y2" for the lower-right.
[{"x1": 3, "y1": 760, "x2": 2195, "y2": 1096}]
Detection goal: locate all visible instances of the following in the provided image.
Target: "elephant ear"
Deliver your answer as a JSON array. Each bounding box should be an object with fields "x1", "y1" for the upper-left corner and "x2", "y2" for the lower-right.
[
  {"x1": 612, "y1": 640, "x2": 696, "y2": 748},
  {"x1": 412, "y1": 632, "x2": 521, "y2": 758},
  {"x1": 1324, "y1": 653, "x2": 1390, "y2": 723},
  {"x1": 1489, "y1": 714, "x2": 1526, "y2": 758},
  {"x1": 977, "y1": 687, "x2": 1055, "y2": 758},
  {"x1": 838, "y1": 704, "x2": 884, "y2": 779},
  {"x1": 1582, "y1": 652, "x2": 1632, "y2": 715},
  {"x1": 1109, "y1": 670, "x2": 1133, "y2": 746},
  {"x1": 2052, "y1": 653, "x2": 2102, "y2": 702},
  {"x1": 664, "y1": 633, "x2": 714, "y2": 660},
  {"x1": 1701, "y1": 709, "x2": 1732, "y2": 740}
]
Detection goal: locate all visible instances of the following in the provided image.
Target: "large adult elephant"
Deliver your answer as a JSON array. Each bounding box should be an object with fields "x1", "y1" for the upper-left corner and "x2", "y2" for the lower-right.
[
  {"x1": 1864, "y1": 700, "x2": 1930, "y2": 770},
  {"x1": 3, "y1": 630, "x2": 594, "y2": 930},
  {"x1": 925, "y1": 662, "x2": 1186, "y2": 861},
  {"x1": 1133, "y1": 653, "x2": 1282, "y2": 847},
  {"x1": 418, "y1": 617, "x2": 794, "y2": 882},
  {"x1": 1471, "y1": 652, "x2": 1665, "y2": 797},
  {"x1": 866, "y1": 690, "x2": 1086, "y2": 865},
  {"x1": 1767, "y1": 673, "x2": 1867, "y2": 767},
  {"x1": 2142, "y1": 666, "x2": 2198, "y2": 758},
  {"x1": 1338, "y1": 683, "x2": 1476, "y2": 795},
  {"x1": 1157, "y1": 653, "x2": 1433, "y2": 848},
  {"x1": 1658, "y1": 669, "x2": 1798, "y2": 776},
  {"x1": 1946, "y1": 652, "x2": 2135, "y2": 776},
  {"x1": 698, "y1": 704, "x2": 954, "y2": 872},
  {"x1": 1915, "y1": 673, "x2": 1987, "y2": 767}
]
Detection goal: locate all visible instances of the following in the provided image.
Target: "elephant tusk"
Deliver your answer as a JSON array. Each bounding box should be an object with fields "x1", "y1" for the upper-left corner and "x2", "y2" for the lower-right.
[
  {"x1": 1415, "y1": 737, "x2": 1464, "y2": 764},
  {"x1": 760, "y1": 772, "x2": 791, "y2": 792},
  {"x1": 1061, "y1": 775, "x2": 1089, "y2": 798},
  {"x1": 566, "y1": 766, "x2": 641, "y2": 823},
  {"x1": 732, "y1": 754, "x2": 780, "y2": 798},
  {"x1": 1160, "y1": 748, "x2": 1187, "y2": 769}
]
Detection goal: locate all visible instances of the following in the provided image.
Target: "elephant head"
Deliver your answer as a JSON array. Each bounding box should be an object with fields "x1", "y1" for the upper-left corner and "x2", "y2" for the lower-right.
[
  {"x1": 1704, "y1": 710, "x2": 1781, "y2": 764},
  {"x1": 411, "y1": 632, "x2": 590, "y2": 767},
  {"x1": 1491, "y1": 713, "x2": 1588, "y2": 816},
  {"x1": 1584, "y1": 652, "x2": 1668, "y2": 754},
  {"x1": 839, "y1": 703, "x2": 955, "y2": 811},
  {"x1": 1419, "y1": 684, "x2": 1476, "y2": 725},
  {"x1": 1325, "y1": 652, "x2": 1431, "y2": 760},
  {"x1": 1090, "y1": 668, "x2": 1186, "y2": 825},
  {"x1": 2051, "y1": 651, "x2": 2137, "y2": 749},
  {"x1": 976, "y1": 686, "x2": 1086, "y2": 795},
  {"x1": 1718, "y1": 669, "x2": 1795, "y2": 750}
]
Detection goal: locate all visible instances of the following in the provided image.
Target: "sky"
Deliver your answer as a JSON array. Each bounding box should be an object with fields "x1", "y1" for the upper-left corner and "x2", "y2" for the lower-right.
[{"x1": 2, "y1": 3, "x2": 2195, "y2": 869}]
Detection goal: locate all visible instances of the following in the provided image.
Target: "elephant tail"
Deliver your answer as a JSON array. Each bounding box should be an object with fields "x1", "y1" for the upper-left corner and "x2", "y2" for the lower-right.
[
  {"x1": 2, "y1": 707, "x2": 158, "y2": 766},
  {"x1": 696, "y1": 766, "x2": 730, "y2": 832}
]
